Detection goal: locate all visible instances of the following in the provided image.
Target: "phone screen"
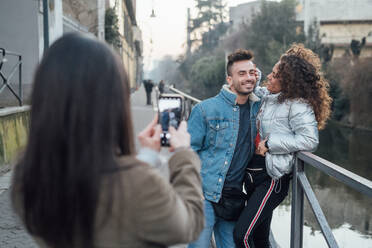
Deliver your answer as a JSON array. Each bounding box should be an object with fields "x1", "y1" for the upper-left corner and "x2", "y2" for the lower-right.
[{"x1": 158, "y1": 96, "x2": 182, "y2": 146}]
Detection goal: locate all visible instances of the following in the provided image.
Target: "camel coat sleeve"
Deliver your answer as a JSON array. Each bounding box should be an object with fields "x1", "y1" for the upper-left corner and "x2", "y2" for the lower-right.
[{"x1": 130, "y1": 148, "x2": 204, "y2": 245}]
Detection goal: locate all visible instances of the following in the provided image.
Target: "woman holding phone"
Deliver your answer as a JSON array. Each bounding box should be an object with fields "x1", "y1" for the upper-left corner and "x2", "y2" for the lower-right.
[{"x1": 11, "y1": 33, "x2": 204, "y2": 248}]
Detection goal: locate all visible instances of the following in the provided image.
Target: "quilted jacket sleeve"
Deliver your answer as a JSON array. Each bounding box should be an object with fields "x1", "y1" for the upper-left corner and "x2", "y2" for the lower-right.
[{"x1": 267, "y1": 101, "x2": 319, "y2": 155}]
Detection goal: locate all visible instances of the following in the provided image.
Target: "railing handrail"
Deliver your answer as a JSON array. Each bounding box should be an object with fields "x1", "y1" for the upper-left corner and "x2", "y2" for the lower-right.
[
  {"x1": 292, "y1": 151, "x2": 372, "y2": 248},
  {"x1": 0, "y1": 48, "x2": 21, "y2": 57},
  {"x1": 168, "y1": 85, "x2": 201, "y2": 103},
  {"x1": 298, "y1": 151, "x2": 372, "y2": 197}
]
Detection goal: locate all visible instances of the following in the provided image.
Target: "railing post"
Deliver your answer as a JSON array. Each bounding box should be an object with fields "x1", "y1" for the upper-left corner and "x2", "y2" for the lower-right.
[
  {"x1": 291, "y1": 156, "x2": 304, "y2": 248},
  {"x1": 43, "y1": 0, "x2": 49, "y2": 50},
  {"x1": 18, "y1": 55, "x2": 22, "y2": 106}
]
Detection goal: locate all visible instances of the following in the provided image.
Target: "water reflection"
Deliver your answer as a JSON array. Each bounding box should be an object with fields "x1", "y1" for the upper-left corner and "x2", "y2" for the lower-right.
[
  {"x1": 316, "y1": 122, "x2": 372, "y2": 181},
  {"x1": 271, "y1": 122, "x2": 372, "y2": 247}
]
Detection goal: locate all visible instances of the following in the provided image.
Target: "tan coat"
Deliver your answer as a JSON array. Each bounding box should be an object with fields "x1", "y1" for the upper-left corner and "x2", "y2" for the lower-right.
[{"x1": 14, "y1": 149, "x2": 204, "y2": 248}]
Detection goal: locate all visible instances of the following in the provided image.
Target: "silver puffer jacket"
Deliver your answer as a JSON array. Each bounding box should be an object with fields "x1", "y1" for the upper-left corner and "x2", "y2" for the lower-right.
[{"x1": 255, "y1": 86, "x2": 319, "y2": 179}]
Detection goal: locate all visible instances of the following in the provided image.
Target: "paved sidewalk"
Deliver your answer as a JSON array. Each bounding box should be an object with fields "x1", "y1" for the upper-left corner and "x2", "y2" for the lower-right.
[
  {"x1": 0, "y1": 190, "x2": 38, "y2": 247},
  {"x1": 0, "y1": 171, "x2": 37, "y2": 247}
]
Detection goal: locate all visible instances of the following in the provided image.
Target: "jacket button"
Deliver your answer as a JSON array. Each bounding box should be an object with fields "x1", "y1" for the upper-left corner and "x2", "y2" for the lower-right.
[
  {"x1": 218, "y1": 178, "x2": 222, "y2": 182},
  {"x1": 216, "y1": 124, "x2": 219, "y2": 129},
  {"x1": 224, "y1": 161, "x2": 228, "y2": 165}
]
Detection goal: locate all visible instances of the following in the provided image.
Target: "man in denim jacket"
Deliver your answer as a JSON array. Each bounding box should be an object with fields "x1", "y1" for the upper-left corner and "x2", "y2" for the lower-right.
[{"x1": 187, "y1": 50, "x2": 261, "y2": 248}]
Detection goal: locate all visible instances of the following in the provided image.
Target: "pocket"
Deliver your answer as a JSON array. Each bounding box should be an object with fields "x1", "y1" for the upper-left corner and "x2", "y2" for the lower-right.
[
  {"x1": 208, "y1": 121, "x2": 229, "y2": 147},
  {"x1": 212, "y1": 189, "x2": 246, "y2": 221},
  {"x1": 244, "y1": 172, "x2": 254, "y2": 194}
]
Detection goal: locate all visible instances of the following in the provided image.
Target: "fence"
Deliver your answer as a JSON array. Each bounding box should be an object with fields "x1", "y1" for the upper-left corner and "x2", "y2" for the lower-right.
[
  {"x1": 0, "y1": 48, "x2": 23, "y2": 106},
  {"x1": 291, "y1": 151, "x2": 372, "y2": 248}
]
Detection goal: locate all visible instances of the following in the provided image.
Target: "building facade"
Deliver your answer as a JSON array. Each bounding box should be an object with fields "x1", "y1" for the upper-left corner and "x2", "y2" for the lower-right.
[
  {"x1": 296, "y1": 0, "x2": 372, "y2": 59},
  {"x1": 229, "y1": 1, "x2": 263, "y2": 31},
  {"x1": 107, "y1": 0, "x2": 143, "y2": 91},
  {"x1": 229, "y1": 0, "x2": 372, "y2": 59},
  {"x1": 0, "y1": 0, "x2": 142, "y2": 96}
]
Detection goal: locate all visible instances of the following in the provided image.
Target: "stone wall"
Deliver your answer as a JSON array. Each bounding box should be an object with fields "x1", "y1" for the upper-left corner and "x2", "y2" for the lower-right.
[
  {"x1": 0, "y1": 107, "x2": 30, "y2": 172},
  {"x1": 62, "y1": 0, "x2": 98, "y2": 35}
]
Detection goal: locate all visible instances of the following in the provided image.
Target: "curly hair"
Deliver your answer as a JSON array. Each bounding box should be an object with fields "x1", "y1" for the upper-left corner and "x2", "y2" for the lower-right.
[
  {"x1": 226, "y1": 49, "x2": 254, "y2": 76},
  {"x1": 277, "y1": 54, "x2": 332, "y2": 130},
  {"x1": 285, "y1": 43, "x2": 322, "y2": 71}
]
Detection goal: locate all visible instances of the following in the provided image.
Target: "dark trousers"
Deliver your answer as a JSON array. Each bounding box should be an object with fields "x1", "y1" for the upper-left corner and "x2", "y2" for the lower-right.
[
  {"x1": 233, "y1": 155, "x2": 290, "y2": 248},
  {"x1": 145, "y1": 91, "x2": 152, "y2": 105}
]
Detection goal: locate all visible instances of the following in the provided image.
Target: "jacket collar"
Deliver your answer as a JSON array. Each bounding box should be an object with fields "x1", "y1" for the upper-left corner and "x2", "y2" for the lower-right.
[
  {"x1": 220, "y1": 84, "x2": 260, "y2": 105},
  {"x1": 265, "y1": 92, "x2": 280, "y2": 102}
]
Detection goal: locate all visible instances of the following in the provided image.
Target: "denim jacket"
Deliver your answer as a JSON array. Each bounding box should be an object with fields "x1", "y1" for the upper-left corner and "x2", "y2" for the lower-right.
[{"x1": 188, "y1": 85, "x2": 261, "y2": 203}]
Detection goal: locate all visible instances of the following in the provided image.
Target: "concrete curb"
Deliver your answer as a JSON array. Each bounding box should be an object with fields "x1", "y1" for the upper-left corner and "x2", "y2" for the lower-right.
[{"x1": 0, "y1": 105, "x2": 30, "y2": 117}]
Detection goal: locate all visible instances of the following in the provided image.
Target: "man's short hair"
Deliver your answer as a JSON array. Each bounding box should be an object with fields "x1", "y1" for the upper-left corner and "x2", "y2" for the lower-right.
[{"x1": 226, "y1": 49, "x2": 254, "y2": 76}]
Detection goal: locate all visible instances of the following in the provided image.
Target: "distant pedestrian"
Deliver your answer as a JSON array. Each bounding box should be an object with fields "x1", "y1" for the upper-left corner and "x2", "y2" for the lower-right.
[
  {"x1": 11, "y1": 33, "x2": 204, "y2": 248},
  {"x1": 144, "y1": 79, "x2": 154, "y2": 105},
  {"x1": 158, "y1": 80, "x2": 165, "y2": 94}
]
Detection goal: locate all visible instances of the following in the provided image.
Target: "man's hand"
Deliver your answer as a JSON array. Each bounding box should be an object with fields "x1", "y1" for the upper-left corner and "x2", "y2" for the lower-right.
[{"x1": 138, "y1": 115, "x2": 162, "y2": 152}]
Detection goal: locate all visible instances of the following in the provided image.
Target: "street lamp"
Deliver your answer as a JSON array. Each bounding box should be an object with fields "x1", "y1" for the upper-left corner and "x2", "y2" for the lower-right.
[{"x1": 150, "y1": 0, "x2": 156, "y2": 18}]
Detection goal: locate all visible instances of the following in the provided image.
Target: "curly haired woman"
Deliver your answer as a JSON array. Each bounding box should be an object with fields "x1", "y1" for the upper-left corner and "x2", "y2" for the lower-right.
[{"x1": 233, "y1": 45, "x2": 332, "y2": 248}]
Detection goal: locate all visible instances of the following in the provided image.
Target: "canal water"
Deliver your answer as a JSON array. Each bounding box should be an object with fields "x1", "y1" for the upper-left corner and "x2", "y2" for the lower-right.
[{"x1": 271, "y1": 122, "x2": 372, "y2": 247}]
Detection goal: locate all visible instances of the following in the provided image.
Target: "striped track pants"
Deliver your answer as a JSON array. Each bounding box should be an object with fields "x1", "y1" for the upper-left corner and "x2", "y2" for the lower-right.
[{"x1": 233, "y1": 169, "x2": 290, "y2": 248}]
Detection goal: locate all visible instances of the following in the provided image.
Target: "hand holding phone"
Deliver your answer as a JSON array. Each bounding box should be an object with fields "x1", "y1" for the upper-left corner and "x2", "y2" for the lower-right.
[
  {"x1": 137, "y1": 115, "x2": 162, "y2": 152},
  {"x1": 158, "y1": 94, "x2": 184, "y2": 146},
  {"x1": 168, "y1": 121, "x2": 190, "y2": 152}
]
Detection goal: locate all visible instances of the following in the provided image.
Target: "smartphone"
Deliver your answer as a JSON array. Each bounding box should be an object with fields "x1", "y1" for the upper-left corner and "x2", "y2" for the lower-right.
[{"x1": 158, "y1": 94, "x2": 184, "y2": 146}]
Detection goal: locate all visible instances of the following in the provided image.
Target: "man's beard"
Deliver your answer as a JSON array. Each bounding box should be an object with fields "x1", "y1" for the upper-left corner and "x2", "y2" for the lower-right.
[
  {"x1": 236, "y1": 89, "x2": 251, "y2": 96},
  {"x1": 234, "y1": 81, "x2": 255, "y2": 96},
  {"x1": 236, "y1": 90, "x2": 252, "y2": 96}
]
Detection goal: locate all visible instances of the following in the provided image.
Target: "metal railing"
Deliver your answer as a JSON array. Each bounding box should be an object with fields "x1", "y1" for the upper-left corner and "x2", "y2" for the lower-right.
[
  {"x1": 291, "y1": 151, "x2": 372, "y2": 248},
  {"x1": 0, "y1": 48, "x2": 23, "y2": 106},
  {"x1": 167, "y1": 85, "x2": 372, "y2": 248},
  {"x1": 168, "y1": 85, "x2": 200, "y2": 120}
]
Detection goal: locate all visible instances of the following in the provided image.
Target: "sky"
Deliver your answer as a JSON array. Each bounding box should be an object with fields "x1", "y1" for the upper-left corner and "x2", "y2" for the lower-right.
[{"x1": 136, "y1": 0, "x2": 258, "y2": 72}]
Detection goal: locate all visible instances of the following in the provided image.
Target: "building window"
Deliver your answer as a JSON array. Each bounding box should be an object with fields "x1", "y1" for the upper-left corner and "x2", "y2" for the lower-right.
[{"x1": 123, "y1": 12, "x2": 133, "y2": 46}]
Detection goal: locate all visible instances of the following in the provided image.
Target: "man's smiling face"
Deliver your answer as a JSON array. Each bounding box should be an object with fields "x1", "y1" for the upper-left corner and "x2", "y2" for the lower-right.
[{"x1": 227, "y1": 60, "x2": 257, "y2": 96}]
